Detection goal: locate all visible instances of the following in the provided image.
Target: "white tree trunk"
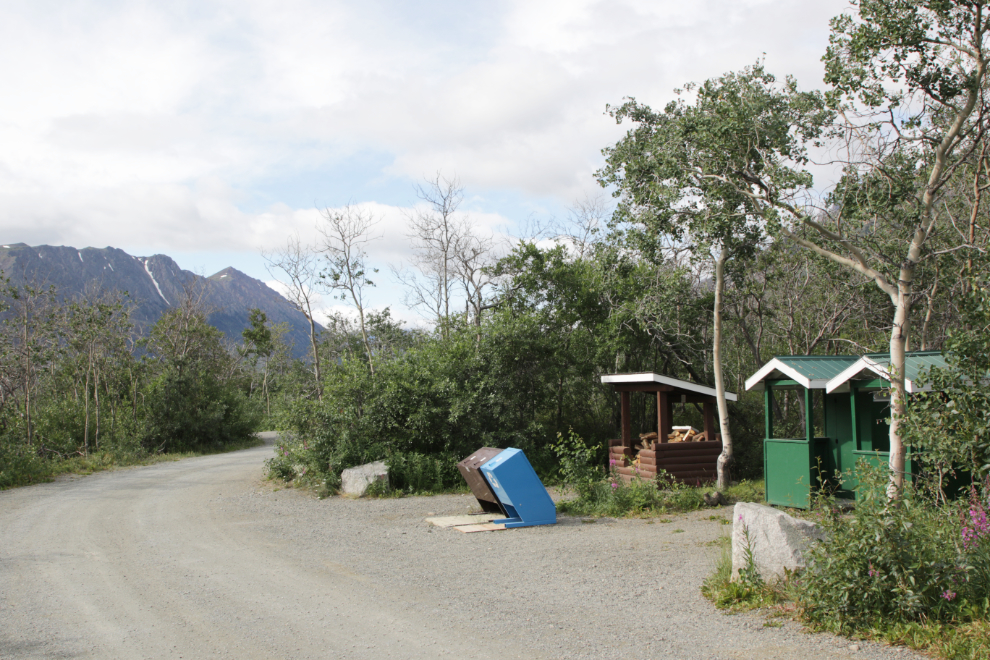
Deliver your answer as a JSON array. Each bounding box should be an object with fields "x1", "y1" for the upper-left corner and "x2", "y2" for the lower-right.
[
  {"x1": 886, "y1": 270, "x2": 912, "y2": 498},
  {"x1": 713, "y1": 249, "x2": 733, "y2": 490}
]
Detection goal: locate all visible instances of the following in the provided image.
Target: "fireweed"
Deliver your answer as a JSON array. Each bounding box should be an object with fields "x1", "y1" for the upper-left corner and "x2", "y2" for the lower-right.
[{"x1": 800, "y1": 466, "x2": 990, "y2": 632}]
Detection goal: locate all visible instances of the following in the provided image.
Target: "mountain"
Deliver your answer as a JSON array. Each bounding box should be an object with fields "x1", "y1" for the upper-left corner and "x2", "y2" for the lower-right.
[{"x1": 0, "y1": 243, "x2": 317, "y2": 358}]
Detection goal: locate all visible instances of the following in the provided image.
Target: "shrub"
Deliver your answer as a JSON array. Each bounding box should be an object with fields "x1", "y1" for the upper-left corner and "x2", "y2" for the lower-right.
[
  {"x1": 384, "y1": 451, "x2": 463, "y2": 495},
  {"x1": 800, "y1": 464, "x2": 987, "y2": 632},
  {"x1": 550, "y1": 428, "x2": 604, "y2": 498}
]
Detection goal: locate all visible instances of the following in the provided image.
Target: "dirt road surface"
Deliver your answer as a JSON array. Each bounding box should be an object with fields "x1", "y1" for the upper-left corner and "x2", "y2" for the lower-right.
[{"x1": 1, "y1": 441, "x2": 924, "y2": 660}]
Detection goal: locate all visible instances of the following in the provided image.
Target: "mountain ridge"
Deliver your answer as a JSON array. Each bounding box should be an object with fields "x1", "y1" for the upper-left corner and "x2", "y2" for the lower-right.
[{"x1": 0, "y1": 243, "x2": 317, "y2": 358}]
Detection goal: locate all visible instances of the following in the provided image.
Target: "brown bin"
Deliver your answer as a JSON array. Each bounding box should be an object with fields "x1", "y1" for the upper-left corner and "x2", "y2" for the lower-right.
[{"x1": 457, "y1": 447, "x2": 505, "y2": 514}]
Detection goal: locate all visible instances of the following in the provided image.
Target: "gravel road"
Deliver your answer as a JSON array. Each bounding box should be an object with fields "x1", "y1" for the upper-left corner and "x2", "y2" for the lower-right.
[{"x1": 0, "y1": 439, "x2": 927, "y2": 660}]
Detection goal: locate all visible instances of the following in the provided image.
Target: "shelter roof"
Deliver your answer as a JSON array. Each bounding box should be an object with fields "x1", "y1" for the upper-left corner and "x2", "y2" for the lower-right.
[
  {"x1": 825, "y1": 351, "x2": 947, "y2": 393},
  {"x1": 600, "y1": 373, "x2": 737, "y2": 402},
  {"x1": 744, "y1": 355, "x2": 860, "y2": 392}
]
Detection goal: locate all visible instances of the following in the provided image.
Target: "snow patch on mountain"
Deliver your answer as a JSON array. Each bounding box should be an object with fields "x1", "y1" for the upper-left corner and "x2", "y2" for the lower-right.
[{"x1": 143, "y1": 259, "x2": 170, "y2": 305}]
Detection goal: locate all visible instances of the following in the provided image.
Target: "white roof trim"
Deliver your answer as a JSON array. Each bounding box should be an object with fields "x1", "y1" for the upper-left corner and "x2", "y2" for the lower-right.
[
  {"x1": 824, "y1": 357, "x2": 930, "y2": 394},
  {"x1": 744, "y1": 358, "x2": 813, "y2": 391},
  {"x1": 600, "y1": 373, "x2": 737, "y2": 402}
]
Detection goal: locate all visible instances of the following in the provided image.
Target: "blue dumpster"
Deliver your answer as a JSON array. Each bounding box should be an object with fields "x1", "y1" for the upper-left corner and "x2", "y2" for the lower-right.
[{"x1": 478, "y1": 448, "x2": 556, "y2": 528}]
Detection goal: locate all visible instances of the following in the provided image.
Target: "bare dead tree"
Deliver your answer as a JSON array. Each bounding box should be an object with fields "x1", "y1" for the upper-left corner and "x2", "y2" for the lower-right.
[
  {"x1": 263, "y1": 235, "x2": 324, "y2": 400},
  {"x1": 396, "y1": 173, "x2": 467, "y2": 339},
  {"x1": 316, "y1": 205, "x2": 380, "y2": 375}
]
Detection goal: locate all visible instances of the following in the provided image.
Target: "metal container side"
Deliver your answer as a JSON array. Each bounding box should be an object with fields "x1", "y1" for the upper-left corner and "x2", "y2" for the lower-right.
[{"x1": 457, "y1": 447, "x2": 505, "y2": 514}]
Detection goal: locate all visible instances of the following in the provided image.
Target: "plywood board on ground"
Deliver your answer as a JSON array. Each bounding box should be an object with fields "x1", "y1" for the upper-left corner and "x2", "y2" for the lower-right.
[
  {"x1": 454, "y1": 523, "x2": 507, "y2": 533},
  {"x1": 425, "y1": 514, "x2": 505, "y2": 528}
]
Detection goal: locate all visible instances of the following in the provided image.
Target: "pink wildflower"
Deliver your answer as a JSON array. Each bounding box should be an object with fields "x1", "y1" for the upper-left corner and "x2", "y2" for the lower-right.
[
  {"x1": 610, "y1": 482, "x2": 618, "y2": 489},
  {"x1": 961, "y1": 506, "x2": 989, "y2": 550},
  {"x1": 609, "y1": 459, "x2": 616, "y2": 466},
  {"x1": 942, "y1": 590, "x2": 957, "y2": 601}
]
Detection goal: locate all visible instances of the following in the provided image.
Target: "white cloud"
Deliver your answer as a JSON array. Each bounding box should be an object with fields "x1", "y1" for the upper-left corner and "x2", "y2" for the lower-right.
[{"x1": 0, "y1": 0, "x2": 851, "y2": 272}]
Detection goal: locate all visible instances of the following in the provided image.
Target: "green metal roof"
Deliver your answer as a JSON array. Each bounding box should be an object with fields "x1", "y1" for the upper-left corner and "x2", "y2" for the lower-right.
[
  {"x1": 864, "y1": 351, "x2": 948, "y2": 383},
  {"x1": 745, "y1": 355, "x2": 861, "y2": 391},
  {"x1": 826, "y1": 351, "x2": 948, "y2": 393}
]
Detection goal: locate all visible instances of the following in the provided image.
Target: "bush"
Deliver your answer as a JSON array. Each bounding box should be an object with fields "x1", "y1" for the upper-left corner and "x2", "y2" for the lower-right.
[
  {"x1": 800, "y1": 465, "x2": 989, "y2": 632},
  {"x1": 550, "y1": 428, "x2": 605, "y2": 498},
  {"x1": 142, "y1": 366, "x2": 259, "y2": 453},
  {"x1": 384, "y1": 451, "x2": 463, "y2": 495},
  {"x1": 557, "y1": 473, "x2": 709, "y2": 517},
  {"x1": 0, "y1": 440, "x2": 49, "y2": 489}
]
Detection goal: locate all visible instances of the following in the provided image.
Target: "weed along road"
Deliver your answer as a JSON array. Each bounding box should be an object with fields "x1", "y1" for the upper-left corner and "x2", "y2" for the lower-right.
[{"x1": 1, "y1": 444, "x2": 923, "y2": 660}]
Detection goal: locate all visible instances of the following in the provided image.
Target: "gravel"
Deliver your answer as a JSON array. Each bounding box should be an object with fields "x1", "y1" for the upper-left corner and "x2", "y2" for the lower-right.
[{"x1": 0, "y1": 440, "x2": 927, "y2": 660}]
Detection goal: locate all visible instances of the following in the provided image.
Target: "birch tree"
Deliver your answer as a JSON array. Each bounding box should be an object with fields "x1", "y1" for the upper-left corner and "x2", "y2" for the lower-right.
[
  {"x1": 263, "y1": 236, "x2": 324, "y2": 400},
  {"x1": 641, "y1": 2, "x2": 990, "y2": 497},
  {"x1": 317, "y1": 205, "x2": 379, "y2": 374},
  {"x1": 598, "y1": 64, "x2": 830, "y2": 490}
]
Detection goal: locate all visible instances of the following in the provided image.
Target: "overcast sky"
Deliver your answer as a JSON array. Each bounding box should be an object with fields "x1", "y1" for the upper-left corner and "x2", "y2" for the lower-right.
[{"x1": 1, "y1": 0, "x2": 851, "y2": 325}]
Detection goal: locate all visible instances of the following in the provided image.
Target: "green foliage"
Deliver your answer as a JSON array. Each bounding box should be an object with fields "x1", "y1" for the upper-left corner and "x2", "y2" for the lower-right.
[
  {"x1": 142, "y1": 366, "x2": 258, "y2": 453},
  {"x1": 141, "y1": 306, "x2": 260, "y2": 453},
  {"x1": 553, "y1": 470, "x2": 764, "y2": 518},
  {"x1": 382, "y1": 451, "x2": 464, "y2": 495},
  {"x1": 702, "y1": 537, "x2": 785, "y2": 611},
  {"x1": 904, "y1": 277, "x2": 990, "y2": 481},
  {"x1": 599, "y1": 62, "x2": 830, "y2": 257},
  {"x1": 0, "y1": 441, "x2": 48, "y2": 489},
  {"x1": 554, "y1": 474, "x2": 704, "y2": 517},
  {"x1": 800, "y1": 464, "x2": 987, "y2": 632},
  {"x1": 824, "y1": 0, "x2": 984, "y2": 109},
  {"x1": 0, "y1": 281, "x2": 262, "y2": 488},
  {"x1": 550, "y1": 428, "x2": 604, "y2": 498}
]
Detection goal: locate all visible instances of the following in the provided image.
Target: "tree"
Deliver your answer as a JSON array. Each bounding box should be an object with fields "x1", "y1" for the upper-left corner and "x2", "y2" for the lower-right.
[
  {"x1": 263, "y1": 235, "x2": 324, "y2": 400},
  {"x1": 64, "y1": 292, "x2": 132, "y2": 455},
  {"x1": 4, "y1": 281, "x2": 59, "y2": 447},
  {"x1": 241, "y1": 308, "x2": 288, "y2": 417},
  {"x1": 904, "y1": 269, "x2": 990, "y2": 495},
  {"x1": 598, "y1": 64, "x2": 830, "y2": 489},
  {"x1": 141, "y1": 293, "x2": 256, "y2": 452},
  {"x1": 317, "y1": 205, "x2": 379, "y2": 374},
  {"x1": 818, "y1": 1, "x2": 990, "y2": 496},
  {"x1": 397, "y1": 174, "x2": 464, "y2": 337},
  {"x1": 658, "y1": 2, "x2": 990, "y2": 496}
]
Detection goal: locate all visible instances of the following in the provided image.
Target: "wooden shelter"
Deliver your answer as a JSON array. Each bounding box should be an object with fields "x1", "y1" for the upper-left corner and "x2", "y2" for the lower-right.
[{"x1": 601, "y1": 373, "x2": 737, "y2": 484}]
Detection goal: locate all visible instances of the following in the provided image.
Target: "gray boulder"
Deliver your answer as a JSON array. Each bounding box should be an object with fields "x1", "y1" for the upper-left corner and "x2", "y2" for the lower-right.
[
  {"x1": 340, "y1": 461, "x2": 388, "y2": 497},
  {"x1": 731, "y1": 502, "x2": 824, "y2": 582}
]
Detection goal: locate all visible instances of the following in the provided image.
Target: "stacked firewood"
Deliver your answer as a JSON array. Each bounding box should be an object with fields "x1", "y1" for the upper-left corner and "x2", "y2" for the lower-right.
[
  {"x1": 667, "y1": 426, "x2": 707, "y2": 443},
  {"x1": 636, "y1": 432, "x2": 658, "y2": 452}
]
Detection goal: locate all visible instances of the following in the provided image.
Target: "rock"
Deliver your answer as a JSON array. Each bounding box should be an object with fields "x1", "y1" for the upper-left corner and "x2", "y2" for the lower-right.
[
  {"x1": 340, "y1": 461, "x2": 388, "y2": 497},
  {"x1": 731, "y1": 502, "x2": 824, "y2": 582}
]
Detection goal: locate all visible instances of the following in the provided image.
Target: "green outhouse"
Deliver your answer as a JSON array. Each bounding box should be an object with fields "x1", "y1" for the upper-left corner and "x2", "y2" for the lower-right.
[
  {"x1": 746, "y1": 351, "x2": 945, "y2": 508},
  {"x1": 823, "y1": 351, "x2": 946, "y2": 495},
  {"x1": 745, "y1": 355, "x2": 860, "y2": 508}
]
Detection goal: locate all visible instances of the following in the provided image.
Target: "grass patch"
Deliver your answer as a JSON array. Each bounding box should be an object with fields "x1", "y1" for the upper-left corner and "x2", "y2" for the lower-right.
[
  {"x1": 700, "y1": 538, "x2": 787, "y2": 612},
  {"x1": 556, "y1": 477, "x2": 764, "y2": 518}
]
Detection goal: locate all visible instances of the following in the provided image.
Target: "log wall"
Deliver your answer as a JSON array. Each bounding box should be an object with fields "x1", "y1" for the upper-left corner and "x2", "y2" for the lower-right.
[{"x1": 608, "y1": 438, "x2": 721, "y2": 485}]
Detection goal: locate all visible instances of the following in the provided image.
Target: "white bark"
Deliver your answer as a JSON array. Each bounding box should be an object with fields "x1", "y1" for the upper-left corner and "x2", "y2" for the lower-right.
[{"x1": 713, "y1": 248, "x2": 733, "y2": 490}]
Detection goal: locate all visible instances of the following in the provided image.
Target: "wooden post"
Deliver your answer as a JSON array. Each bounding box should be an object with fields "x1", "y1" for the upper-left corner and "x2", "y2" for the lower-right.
[
  {"x1": 658, "y1": 391, "x2": 672, "y2": 443},
  {"x1": 704, "y1": 399, "x2": 716, "y2": 443},
  {"x1": 849, "y1": 385, "x2": 859, "y2": 451},
  {"x1": 621, "y1": 390, "x2": 631, "y2": 447},
  {"x1": 804, "y1": 387, "x2": 813, "y2": 442},
  {"x1": 764, "y1": 383, "x2": 774, "y2": 440}
]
